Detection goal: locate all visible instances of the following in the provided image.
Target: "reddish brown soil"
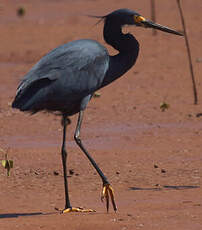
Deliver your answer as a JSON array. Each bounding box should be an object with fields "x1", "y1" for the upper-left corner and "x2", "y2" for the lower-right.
[{"x1": 0, "y1": 1, "x2": 201, "y2": 229}]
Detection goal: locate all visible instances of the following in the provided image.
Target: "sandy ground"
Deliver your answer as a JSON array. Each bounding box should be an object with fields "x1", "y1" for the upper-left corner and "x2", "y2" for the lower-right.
[{"x1": 0, "y1": 0, "x2": 201, "y2": 229}]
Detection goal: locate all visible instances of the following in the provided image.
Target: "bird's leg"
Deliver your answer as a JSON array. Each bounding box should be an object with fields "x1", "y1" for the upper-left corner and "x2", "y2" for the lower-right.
[
  {"x1": 74, "y1": 111, "x2": 117, "y2": 212},
  {"x1": 61, "y1": 115, "x2": 71, "y2": 210},
  {"x1": 58, "y1": 114, "x2": 95, "y2": 214}
]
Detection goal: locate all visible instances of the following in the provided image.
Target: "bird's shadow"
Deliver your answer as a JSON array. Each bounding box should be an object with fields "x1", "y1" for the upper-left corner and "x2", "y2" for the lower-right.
[
  {"x1": 0, "y1": 211, "x2": 56, "y2": 219},
  {"x1": 129, "y1": 185, "x2": 200, "y2": 191},
  {"x1": 163, "y1": 185, "x2": 200, "y2": 190}
]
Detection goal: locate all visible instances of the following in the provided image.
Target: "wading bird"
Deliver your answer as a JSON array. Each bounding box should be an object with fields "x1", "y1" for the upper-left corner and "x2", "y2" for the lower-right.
[{"x1": 12, "y1": 9, "x2": 183, "y2": 213}]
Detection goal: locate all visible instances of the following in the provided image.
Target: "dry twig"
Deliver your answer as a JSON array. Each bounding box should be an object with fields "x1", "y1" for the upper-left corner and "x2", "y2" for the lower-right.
[
  {"x1": 151, "y1": 0, "x2": 157, "y2": 35},
  {"x1": 176, "y1": 0, "x2": 198, "y2": 104}
]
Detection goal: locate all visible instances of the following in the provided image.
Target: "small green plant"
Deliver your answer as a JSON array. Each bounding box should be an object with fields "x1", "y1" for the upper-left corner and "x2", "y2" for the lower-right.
[
  {"x1": 1, "y1": 149, "x2": 13, "y2": 176},
  {"x1": 93, "y1": 92, "x2": 101, "y2": 98},
  {"x1": 17, "y1": 6, "x2": 25, "y2": 17},
  {"x1": 160, "y1": 102, "x2": 170, "y2": 112}
]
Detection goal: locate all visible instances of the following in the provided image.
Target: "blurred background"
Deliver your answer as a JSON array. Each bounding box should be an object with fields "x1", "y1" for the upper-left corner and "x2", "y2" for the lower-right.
[{"x1": 0, "y1": 1, "x2": 201, "y2": 229}]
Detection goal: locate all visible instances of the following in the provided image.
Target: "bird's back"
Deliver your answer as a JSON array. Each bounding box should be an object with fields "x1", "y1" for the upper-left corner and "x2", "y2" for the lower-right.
[{"x1": 12, "y1": 39, "x2": 109, "y2": 115}]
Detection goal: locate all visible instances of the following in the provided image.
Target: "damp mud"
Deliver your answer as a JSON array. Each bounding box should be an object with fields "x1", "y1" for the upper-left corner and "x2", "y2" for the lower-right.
[{"x1": 0, "y1": 0, "x2": 201, "y2": 230}]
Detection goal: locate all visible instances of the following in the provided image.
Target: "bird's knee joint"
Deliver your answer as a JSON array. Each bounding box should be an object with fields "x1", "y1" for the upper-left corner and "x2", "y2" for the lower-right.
[
  {"x1": 62, "y1": 148, "x2": 67, "y2": 158},
  {"x1": 74, "y1": 133, "x2": 81, "y2": 143}
]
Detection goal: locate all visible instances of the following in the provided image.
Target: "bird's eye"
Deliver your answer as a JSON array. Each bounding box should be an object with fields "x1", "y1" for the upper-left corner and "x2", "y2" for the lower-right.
[{"x1": 134, "y1": 15, "x2": 146, "y2": 23}]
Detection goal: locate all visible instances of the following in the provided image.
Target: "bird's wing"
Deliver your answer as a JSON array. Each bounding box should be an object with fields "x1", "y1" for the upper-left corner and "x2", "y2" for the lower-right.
[{"x1": 16, "y1": 39, "x2": 109, "y2": 96}]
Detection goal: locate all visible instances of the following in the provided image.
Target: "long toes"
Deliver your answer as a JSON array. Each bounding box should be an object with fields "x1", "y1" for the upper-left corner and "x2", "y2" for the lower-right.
[
  {"x1": 56, "y1": 207, "x2": 96, "y2": 213},
  {"x1": 101, "y1": 184, "x2": 117, "y2": 212},
  {"x1": 108, "y1": 186, "x2": 117, "y2": 212}
]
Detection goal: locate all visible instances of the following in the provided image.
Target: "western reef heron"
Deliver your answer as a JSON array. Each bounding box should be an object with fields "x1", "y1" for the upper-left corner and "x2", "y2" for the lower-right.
[{"x1": 12, "y1": 8, "x2": 183, "y2": 213}]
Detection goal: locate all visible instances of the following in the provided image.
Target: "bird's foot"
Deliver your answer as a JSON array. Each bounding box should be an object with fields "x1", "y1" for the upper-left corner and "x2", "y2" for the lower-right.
[
  {"x1": 101, "y1": 183, "x2": 117, "y2": 212},
  {"x1": 55, "y1": 207, "x2": 96, "y2": 213}
]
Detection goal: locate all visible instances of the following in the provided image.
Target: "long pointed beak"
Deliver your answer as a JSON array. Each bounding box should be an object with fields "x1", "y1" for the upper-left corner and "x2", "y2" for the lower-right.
[{"x1": 141, "y1": 19, "x2": 183, "y2": 36}]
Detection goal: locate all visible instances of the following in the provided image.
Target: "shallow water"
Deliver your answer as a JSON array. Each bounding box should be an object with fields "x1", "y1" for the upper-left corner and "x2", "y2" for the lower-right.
[{"x1": 5, "y1": 121, "x2": 202, "y2": 151}]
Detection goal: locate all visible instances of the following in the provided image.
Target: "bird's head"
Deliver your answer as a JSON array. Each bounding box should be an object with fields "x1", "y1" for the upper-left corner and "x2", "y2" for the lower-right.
[{"x1": 95, "y1": 8, "x2": 183, "y2": 36}]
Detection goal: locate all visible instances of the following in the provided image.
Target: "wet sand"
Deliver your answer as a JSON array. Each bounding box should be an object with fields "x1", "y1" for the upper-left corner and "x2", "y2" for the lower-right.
[{"x1": 0, "y1": 0, "x2": 201, "y2": 229}]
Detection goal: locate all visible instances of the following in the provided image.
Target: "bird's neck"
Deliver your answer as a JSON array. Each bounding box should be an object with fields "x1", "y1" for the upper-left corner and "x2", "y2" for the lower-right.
[
  {"x1": 101, "y1": 21, "x2": 139, "y2": 87},
  {"x1": 104, "y1": 20, "x2": 139, "y2": 52}
]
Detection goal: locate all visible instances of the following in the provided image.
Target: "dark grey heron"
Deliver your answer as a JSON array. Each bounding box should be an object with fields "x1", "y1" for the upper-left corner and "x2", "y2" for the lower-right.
[{"x1": 12, "y1": 8, "x2": 183, "y2": 213}]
